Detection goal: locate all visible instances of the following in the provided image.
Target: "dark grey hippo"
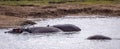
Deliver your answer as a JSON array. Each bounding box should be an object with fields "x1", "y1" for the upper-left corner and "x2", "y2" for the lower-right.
[
  {"x1": 26, "y1": 27, "x2": 61, "y2": 33},
  {"x1": 5, "y1": 27, "x2": 61, "y2": 34},
  {"x1": 52, "y1": 24, "x2": 81, "y2": 32},
  {"x1": 5, "y1": 24, "x2": 81, "y2": 34},
  {"x1": 87, "y1": 35, "x2": 111, "y2": 40},
  {"x1": 5, "y1": 28, "x2": 23, "y2": 34}
]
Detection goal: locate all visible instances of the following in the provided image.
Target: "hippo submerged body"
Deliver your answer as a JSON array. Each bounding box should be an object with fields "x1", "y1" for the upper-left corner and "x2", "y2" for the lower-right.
[
  {"x1": 5, "y1": 24, "x2": 81, "y2": 34},
  {"x1": 87, "y1": 35, "x2": 111, "y2": 40},
  {"x1": 26, "y1": 27, "x2": 61, "y2": 33},
  {"x1": 52, "y1": 24, "x2": 81, "y2": 32},
  {"x1": 5, "y1": 27, "x2": 61, "y2": 34}
]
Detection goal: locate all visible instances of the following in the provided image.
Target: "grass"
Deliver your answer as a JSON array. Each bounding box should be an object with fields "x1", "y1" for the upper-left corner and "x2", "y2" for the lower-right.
[
  {"x1": 79, "y1": 1, "x2": 116, "y2": 5},
  {"x1": 0, "y1": 0, "x2": 119, "y2": 5},
  {"x1": 0, "y1": 1, "x2": 47, "y2": 5}
]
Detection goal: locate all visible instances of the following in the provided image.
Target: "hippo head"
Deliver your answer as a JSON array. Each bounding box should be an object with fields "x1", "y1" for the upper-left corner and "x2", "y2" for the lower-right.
[{"x1": 5, "y1": 28, "x2": 24, "y2": 34}]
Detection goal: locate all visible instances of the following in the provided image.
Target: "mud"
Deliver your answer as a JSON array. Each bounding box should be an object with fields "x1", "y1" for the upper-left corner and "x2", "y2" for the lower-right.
[
  {"x1": 0, "y1": 4, "x2": 120, "y2": 18},
  {"x1": 0, "y1": 15, "x2": 35, "y2": 28},
  {"x1": 0, "y1": 4, "x2": 120, "y2": 28}
]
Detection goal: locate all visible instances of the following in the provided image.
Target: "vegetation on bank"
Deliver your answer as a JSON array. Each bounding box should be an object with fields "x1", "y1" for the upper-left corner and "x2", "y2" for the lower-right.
[{"x1": 0, "y1": 0, "x2": 120, "y2": 5}]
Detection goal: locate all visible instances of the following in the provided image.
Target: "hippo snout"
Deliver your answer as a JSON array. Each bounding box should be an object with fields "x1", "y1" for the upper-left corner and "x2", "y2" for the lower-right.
[
  {"x1": 5, "y1": 29, "x2": 23, "y2": 34},
  {"x1": 5, "y1": 31, "x2": 11, "y2": 33}
]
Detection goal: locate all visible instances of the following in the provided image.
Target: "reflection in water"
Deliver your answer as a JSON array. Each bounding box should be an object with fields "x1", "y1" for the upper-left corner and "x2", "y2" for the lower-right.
[{"x1": 0, "y1": 16, "x2": 120, "y2": 49}]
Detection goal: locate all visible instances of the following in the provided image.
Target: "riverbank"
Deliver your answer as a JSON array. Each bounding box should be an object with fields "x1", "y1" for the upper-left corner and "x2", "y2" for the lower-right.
[
  {"x1": 0, "y1": 15, "x2": 35, "y2": 28},
  {"x1": 0, "y1": 3, "x2": 120, "y2": 28},
  {"x1": 0, "y1": 4, "x2": 120, "y2": 18},
  {"x1": 0, "y1": 16, "x2": 120, "y2": 49}
]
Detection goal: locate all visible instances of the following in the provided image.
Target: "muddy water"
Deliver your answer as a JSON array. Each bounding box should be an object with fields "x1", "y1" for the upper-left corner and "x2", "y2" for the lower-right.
[{"x1": 0, "y1": 16, "x2": 120, "y2": 49}]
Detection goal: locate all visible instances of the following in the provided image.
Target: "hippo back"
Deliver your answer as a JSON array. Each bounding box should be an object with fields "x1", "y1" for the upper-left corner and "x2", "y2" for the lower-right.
[
  {"x1": 87, "y1": 35, "x2": 111, "y2": 40},
  {"x1": 52, "y1": 24, "x2": 81, "y2": 32},
  {"x1": 27, "y1": 27, "x2": 61, "y2": 33}
]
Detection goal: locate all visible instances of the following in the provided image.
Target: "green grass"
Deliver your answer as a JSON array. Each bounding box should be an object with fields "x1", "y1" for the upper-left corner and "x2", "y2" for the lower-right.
[
  {"x1": 79, "y1": 1, "x2": 117, "y2": 4},
  {"x1": 0, "y1": 1, "x2": 48, "y2": 5},
  {"x1": 0, "y1": 0, "x2": 120, "y2": 5}
]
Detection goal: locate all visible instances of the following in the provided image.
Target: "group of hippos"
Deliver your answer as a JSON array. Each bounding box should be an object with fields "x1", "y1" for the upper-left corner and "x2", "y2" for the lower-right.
[{"x1": 5, "y1": 24, "x2": 112, "y2": 40}]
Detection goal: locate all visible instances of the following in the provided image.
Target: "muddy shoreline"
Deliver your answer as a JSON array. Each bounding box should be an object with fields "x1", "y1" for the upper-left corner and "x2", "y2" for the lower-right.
[
  {"x1": 0, "y1": 4, "x2": 120, "y2": 18},
  {"x1": 0, "y1": 4, "x2": 120, "y2": 28}
]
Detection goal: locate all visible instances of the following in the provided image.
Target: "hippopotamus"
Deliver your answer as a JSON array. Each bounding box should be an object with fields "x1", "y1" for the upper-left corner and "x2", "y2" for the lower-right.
[
  {"x1": 26, "y1": 27, "x2": 61, "y2": 33},
  {"x1": 87, "y1": 35, "x2": 111, "y2": 40},
  {"x1": 5, "y1": 27, "x2": 61, "y2": 34},
  {"x1": 5, "y1": 28, "x2": 24, "y2": 34},
  {"x1": 5, "y1": 24, "x2": 81, "y2": 34},
  {"x1": 52, "y1": 24, "x2": 81, "y2": 32}
]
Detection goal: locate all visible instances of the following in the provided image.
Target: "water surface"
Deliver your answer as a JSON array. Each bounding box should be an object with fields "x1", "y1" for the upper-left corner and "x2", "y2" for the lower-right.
[{"x1": 0, "y1": 16, "x2": 120, "y2": 49}]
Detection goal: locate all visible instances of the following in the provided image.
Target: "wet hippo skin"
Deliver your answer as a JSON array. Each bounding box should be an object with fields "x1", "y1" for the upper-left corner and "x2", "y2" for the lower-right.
[
  {"x1": 52, "y1": 24, "x2": 81, "y2": 32},
  {"x1": 5, "y1": 27, "x2": 61, "y2": 34},
  {"x1": 87, "y1": 35, "x2": 112, "y2": 40},
  {"x1": 5, "y1": 24, "x2": 81, "y2": 34},
  {"x1": 26, "y1": 27, "x2": 61, "y2": 33}
]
